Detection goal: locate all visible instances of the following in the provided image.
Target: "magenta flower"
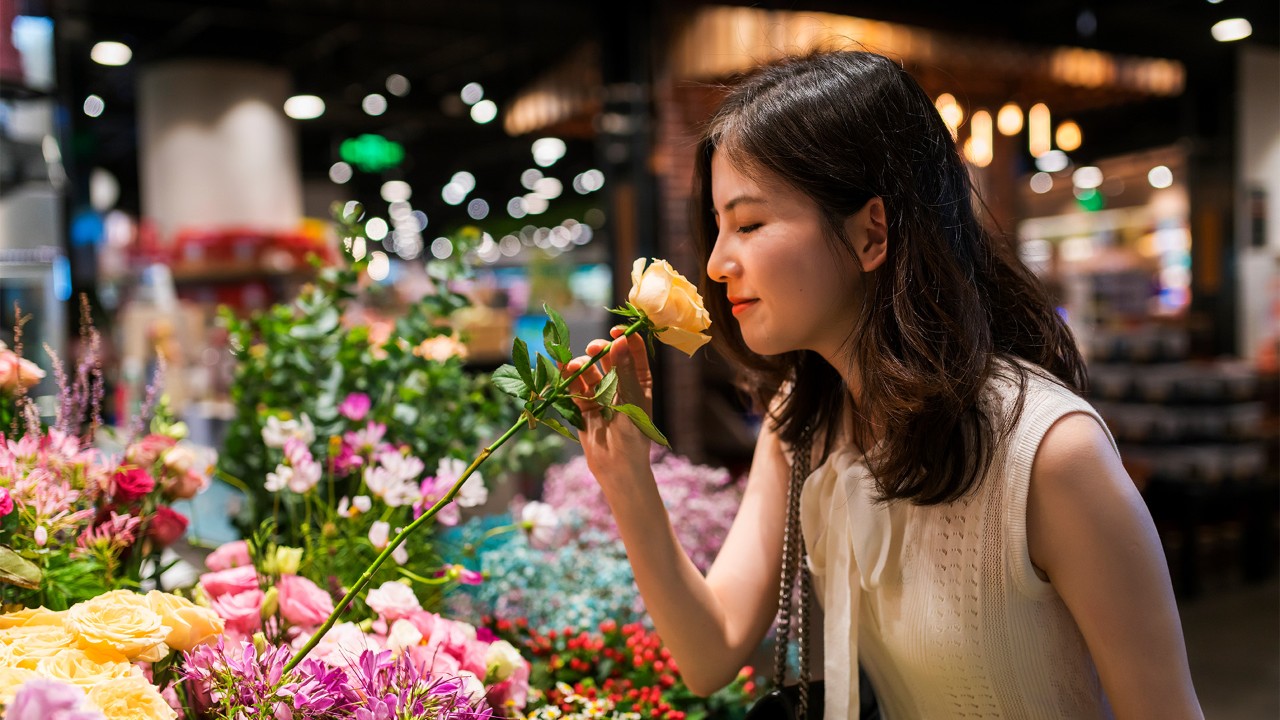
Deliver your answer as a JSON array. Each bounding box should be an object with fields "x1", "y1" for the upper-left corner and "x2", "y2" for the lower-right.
[
  {"x1": 437, "y1": 564, "x2": 484, "y2": 586},
  {"x1": 0, "y1": 487, "x2": 13, "y2": 517},
  {"x1": 339, "y1": 392, "x2": 371, "y2": 421}
]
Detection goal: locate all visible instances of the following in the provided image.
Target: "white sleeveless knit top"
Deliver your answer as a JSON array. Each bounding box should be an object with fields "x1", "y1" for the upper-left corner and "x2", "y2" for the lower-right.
[{"x1": 800, "y1": 361, "x2": 1117, "y2": 719}]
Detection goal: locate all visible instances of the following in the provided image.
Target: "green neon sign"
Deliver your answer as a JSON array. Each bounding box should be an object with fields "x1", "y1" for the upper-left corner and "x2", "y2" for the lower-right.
[{"x1": 340, "y1": 134, "x2": 405, "y2": 173}]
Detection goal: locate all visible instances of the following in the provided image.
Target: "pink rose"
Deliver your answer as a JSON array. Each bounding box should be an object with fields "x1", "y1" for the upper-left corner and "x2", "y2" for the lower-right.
[
  {"x1": 125, "y1": 434, "x2": 177, "y2": 469},
  {"x1": 0, "y1": 487, "x2": 13, "y2": 517},
  {"x1": 0, "y1": 349, "x2": 45, "y2": 391},
  {"x1": 205, "y1": 540, "x2": 251, "y2": 571},
  {"x1": 277, "y1": 574, "x2": 334, "y2": 629},
  {"x1": 163, "y1": 469, "x2": 207, "y2": 500},
  {"x1": 211, "y1": 589, "x2": 264, "y2": 637},
  {"x1": 487, "y1": 658, "x2": 531, "y2": 711},
  {"x1": 199, "y1": 564, "x2": 260, "y2": 599},
  {"x1": 366, "y1": 581, "x2": 422, "y2": 623},
  {"x1": 146, "y1": 505, "x2": 189, "y2": 547},
  {"x1": 339, "y1": 392, "x2": 371, "y2": 421},
  {"x1": 111, "y1": 466, "x2": 156, "y2": 502}
]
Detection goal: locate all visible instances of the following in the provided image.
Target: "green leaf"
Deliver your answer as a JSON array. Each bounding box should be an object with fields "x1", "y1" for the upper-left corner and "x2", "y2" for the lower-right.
[
  {"x1": 552, "y1": 398, "x2": 586, "y2": 430},
  {"x1": 539, "y1": 416, "x2": 579, "y2": 442},
  {"x1": 536, "y1": 354, "x2": 560, "y2": 394},
  {"x1": 533, "y1": 354, "x2": 547, "y2": 390},
  {"x1": 0, "y1": 545, "x2": 42, "y2": 590},
  {"x1": 543, "y1": 304, "x2": 570, "y2": 347},
  {"x1": 612, "y1": 403, "x2": 669, "y2": 446},
  {"x1": 511, "y1": 338, "x2": 534, "y2": 386},
  {"x1": 592, "y1": 368, "x2": 619, "y2": 406},
  {"x1": 491, "y1": 365, "x2": 530, "y2": 400}
]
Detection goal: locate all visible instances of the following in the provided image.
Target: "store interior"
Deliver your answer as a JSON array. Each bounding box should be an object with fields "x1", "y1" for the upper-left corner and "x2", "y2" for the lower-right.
[{"x1": 1, "y1": 0, "x2": 1278, "y2": 714}]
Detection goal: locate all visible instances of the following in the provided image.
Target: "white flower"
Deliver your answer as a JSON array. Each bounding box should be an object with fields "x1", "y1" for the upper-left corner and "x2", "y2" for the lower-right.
[
  {"x1": 437, "y1": 458, "x2": 487, "y2": 508},
  {"x1": 520, "y1": 501, "x2": 559, "y2": 547},
  {"x1": 162, "y1": 443, "x2": 198, "y2": 474},
  {"x1": 456, "y1": 670, "x2": 486, "y2": 701},
  {"x1": 264, "y1": 464, "x2": 292, "y2": 493},
  {"x1": 364, "y1": 451, "x2": 425, "y2": 508},
  {"x1": 366, "y1": 580, "x2": 422, "y2": 621},
  {"x1": 353, "y1": 495, "x2": 372, "y2": 513},
  {"x1": 287, "y1": 456, "x2": 322, "y2": 494},
  {"x1": 485, "y1": 639, "x2": 524, "y2": 682},
  {"x1": 337, "y1": 495, "x2": 373, "y2": 518},
  {"x1": 392, "y1": 543, "x2": 408, "y2": 565},
  {"x1": 368, "y1": 521, "x2": 390, "y2": 550},
  {"x1": 262, "y1": 414, "x2": 315, "y2": 449},
  {"x1": 386, "y1": 618, "x2": 423, "y2": 656}
]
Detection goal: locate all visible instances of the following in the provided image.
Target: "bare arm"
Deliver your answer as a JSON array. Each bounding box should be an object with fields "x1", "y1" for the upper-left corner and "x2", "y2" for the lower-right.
[
  {"x1": 564, "y1": 329, "x2": 787, "y2": 695},
  {"x1": 1028, "y1": 413, "x2": 1203, "y2": 720}
]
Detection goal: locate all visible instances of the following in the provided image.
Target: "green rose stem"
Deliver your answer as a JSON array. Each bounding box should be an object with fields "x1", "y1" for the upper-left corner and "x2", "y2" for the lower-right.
[{"x1": 282, "y1": 317, "x2": 648, "y2": 673}]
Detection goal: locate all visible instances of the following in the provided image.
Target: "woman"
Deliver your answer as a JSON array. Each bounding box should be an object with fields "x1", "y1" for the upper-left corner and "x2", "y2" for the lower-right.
[{"x1": 563, "y1": 50, "x2": 1202, "y2": 719}]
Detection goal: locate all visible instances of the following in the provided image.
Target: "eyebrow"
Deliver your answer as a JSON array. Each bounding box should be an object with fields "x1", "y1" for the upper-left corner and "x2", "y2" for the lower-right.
[{"x1": 713, "y1": 195, "x2": 767, "y2": 215}]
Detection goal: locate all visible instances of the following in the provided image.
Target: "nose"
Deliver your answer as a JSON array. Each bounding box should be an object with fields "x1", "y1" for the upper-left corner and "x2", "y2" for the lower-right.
[{"x1": 707, "y1": 234, "x2": 740, "y2": 284}]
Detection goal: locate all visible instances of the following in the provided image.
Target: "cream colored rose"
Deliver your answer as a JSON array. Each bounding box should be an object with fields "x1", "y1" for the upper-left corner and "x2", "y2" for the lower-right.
[
  {"x1": 63, "y1": 590, "x2": 170, "y2": 662},
  {"x1": 37, "y1": 646, "x2": 142, "y2": 688},
  {"x1": 0, "y1": 666, "x2": 38, "y2": 705},
  {"x1": 484, "y1": 639, "x2": 525, "y2": 682},
  {"x1": 146, "y1": 591, "x2": 225, "y2": 652},
  {"x1": 628, "y1": 258, "x2": 712, "y2": 356},
  {"x1": 87, "y1": 674, "x2": 178, "y2": 720},
  {"x1": 0, "y1": 624, "x2": 75, "y2": 668},
  {"x1": 0, "y1": 605, "x2": 65, "y2": 629}
]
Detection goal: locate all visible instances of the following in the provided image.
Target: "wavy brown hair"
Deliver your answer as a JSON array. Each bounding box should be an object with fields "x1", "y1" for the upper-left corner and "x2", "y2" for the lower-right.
[{"x1": 692, "y1": 50, "x2": 1087, "y2": 505}]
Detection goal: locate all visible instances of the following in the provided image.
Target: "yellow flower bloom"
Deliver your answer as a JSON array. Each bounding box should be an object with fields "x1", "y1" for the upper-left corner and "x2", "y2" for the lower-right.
[
  {"x1": 0, "y1": 606, "x2": 65, "y2": 629},
  {"x1": 63, "y1": 590, "x2": 170, "y2": 662},
  {"x1": 0, "y1": 624, "x2": 75, "y2": 669},
  {"x1": 0, "y1": 666, "x2": 38, "y2": 705},
  {"x1": 146, "y1": 591, "x2": 225, "y2": 652},
  {"x1": 87, "y1": 674, "x2": 178, "y2": 720},
  {"x1": 628, "y1": 258, "x2": 712, "y2": 356},
  {"x1": 36, "y1": 646, "x2": 142, "y2": 688}
]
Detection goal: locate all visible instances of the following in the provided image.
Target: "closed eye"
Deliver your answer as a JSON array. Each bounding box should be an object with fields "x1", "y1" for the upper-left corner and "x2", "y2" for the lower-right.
[{"x1": 737, "y1": 223, "x2": 762, "y2": 234}]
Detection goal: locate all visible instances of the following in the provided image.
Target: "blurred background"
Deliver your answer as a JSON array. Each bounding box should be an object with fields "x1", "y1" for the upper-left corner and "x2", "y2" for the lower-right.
[{"x1": 1, "y1": 1, "x2": 1276, "y2": 714}]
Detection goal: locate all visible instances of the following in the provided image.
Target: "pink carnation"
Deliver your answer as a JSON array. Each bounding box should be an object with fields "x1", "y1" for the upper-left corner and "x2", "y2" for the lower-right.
[
  {"x1": 211, "y1": 589, "x2": 264, "y2": 638},
  {"x1": 366, "y1": 581, "x2": 422, "y2": 623},
  {"x1": 0, "y1": 487, "x2": 12, "y2": 517},
  {"x1": 111, "y1": 466, "x2": 156, "y2": 502},
  {"x1": 199, "y1": 564, "x2": 260, "y2": 599},
  {"x1": 277, "y1": 574, "x2": 334, "y2": 629},
  {"x1": 205, "y1": 540, "x2": 251, "y2": 571},
  {"x1": 339, "y1": 392, "x2": 371, "y2": 421}
]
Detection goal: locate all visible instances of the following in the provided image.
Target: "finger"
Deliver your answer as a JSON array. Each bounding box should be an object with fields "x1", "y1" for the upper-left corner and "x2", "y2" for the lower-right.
[{"x1": 567, "y1": 354, "x2": 603, "y2": 396}]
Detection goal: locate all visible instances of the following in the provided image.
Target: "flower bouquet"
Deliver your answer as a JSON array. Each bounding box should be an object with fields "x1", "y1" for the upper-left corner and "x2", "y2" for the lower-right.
[{"x1": 1, "y1": 304, "x2": 213, "y2": 610}]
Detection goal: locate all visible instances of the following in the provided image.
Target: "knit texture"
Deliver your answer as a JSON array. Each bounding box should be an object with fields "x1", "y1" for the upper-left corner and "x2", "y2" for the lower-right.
[{"x1": 801, "y1": 361, "x2": 1116, "y2": 719}]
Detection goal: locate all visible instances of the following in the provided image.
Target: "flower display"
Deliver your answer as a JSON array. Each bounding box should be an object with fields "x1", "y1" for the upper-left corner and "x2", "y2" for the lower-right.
[
  {"x1": 0, "y1": 592, "x2": 217, "y2": 717},
  {"x1": 0, "y1": 305, "x2": 216, "y2": 610}
]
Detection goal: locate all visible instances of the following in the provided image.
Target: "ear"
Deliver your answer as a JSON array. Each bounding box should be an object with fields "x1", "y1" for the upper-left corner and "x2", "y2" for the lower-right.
[{"x1": 844, "y1": 197, "x2": 888, "y2": 272}]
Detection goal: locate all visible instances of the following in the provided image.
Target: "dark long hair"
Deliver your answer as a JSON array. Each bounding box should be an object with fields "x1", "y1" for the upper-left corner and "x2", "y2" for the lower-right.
[{"x1": 692, "y1": 50, "x2": 1087, "y2": 505}]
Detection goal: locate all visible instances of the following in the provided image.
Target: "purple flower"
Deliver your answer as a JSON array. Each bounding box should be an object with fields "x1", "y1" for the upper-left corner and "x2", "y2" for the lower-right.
[
  {"x1": 339, "y1": 392, "x2": 371, "y2": 422},
  {"x1": 4, "y1": 679, "x2": 105, "y2": 720},
  {"x1": 183, "y1": 637, "x2": 358, "y2": 718}
]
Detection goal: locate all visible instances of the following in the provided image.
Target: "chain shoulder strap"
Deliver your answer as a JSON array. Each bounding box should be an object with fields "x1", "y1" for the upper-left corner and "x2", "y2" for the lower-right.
[{"x1": 773, "y1": 424, "x2": 815, "y2": 717}]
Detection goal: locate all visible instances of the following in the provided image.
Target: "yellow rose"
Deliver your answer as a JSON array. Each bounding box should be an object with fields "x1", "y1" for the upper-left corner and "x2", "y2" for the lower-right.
[
  {"x1": 146, "y1": 591, "x2": 224, "y2": 652},
  {"x1": 36, "y1": 646, "x2": 142, "y2": 688},
  {"x1": 63, "y1": 590, "x2": 170, "y2": 662},
  {"x1": 628, "y1": 258, "x2": 712, "y2": 356},
  {"x1": 0, "y1": 624, "x2": 75, "y2": 668},
  {"x1": 0, "y1": 666, "x2": 38, "y2": 705},
  {"x1": 0, "y1": 606, "x2": 65, "y2": 629},
  {"x1": 87, "y1": 674, "x2": 178, "y2": 720}
]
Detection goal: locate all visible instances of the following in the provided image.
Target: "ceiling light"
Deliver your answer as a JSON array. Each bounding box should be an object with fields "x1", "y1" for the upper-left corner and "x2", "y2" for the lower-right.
[
  {"x1": 362, "y1": 93, "x2": 388, "y2": 116},
  {"x1": 461, "y1": 82, "x2": 485, "y2": 105},
  {"x1": 1148, "y1": 165, "x2": 1174, "y2": 189},
  {"x1": 329, "y1": 162, "x2": 353, "y2": 184},
  {"x1": 1030, "y1": 172, "x2": 1053, "y2": 194},
  {"x1": 83, "y1": 95, "x2": 105, "y2": 117},
  {"x1": 386, "y1": 74, "x2": 410, "y2": 97},
  {"x1": 470, "y1": 99, "x2": 497, "y2": 124},
  {"x1": 1028, "y1": 103, "x2": 1051, "y2": 158},
  {"x1": 1072, "y1": 166, "x2": 1103, "y2": 189},
  {"x1": 1035, "y1": 150, "x2": 1070, "y2": 173},
  {"x1": 1211, "y1": 18, "x2": 1252, "y2": 42},
  {"x1": 997, "y1": 103, "x2": 1023, "y2": 136},
  {"x1": 1055, "y1": 121, "x2": 1082, "y2": 152},
  {"x1": 90, "y1": 41, "x2": 131, "y2": 66},
  {"x1": 284, "y1": 95, "x2": 325, "y2": 120}
]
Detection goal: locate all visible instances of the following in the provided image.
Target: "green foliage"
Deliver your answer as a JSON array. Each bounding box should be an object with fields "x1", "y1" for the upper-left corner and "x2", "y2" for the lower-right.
[{"x1": 215, "y1": 204, "x2": 562, "y2": 551}]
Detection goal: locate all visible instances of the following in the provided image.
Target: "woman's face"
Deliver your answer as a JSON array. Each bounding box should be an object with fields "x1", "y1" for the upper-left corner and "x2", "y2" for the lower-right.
[{"x1": 706, "y1": 150, "x2": 865, "y2": 361}]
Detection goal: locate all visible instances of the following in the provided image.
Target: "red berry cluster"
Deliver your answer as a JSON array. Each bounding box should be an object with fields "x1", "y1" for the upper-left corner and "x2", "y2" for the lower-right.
[{"x1": 482, "y1": 616, "x2": 763, "y2": 720}]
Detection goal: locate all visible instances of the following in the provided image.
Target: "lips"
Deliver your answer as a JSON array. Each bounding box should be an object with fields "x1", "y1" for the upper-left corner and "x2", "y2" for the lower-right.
[{"x1": 728, "y1": 297, "x2": 758, "y2": 316}]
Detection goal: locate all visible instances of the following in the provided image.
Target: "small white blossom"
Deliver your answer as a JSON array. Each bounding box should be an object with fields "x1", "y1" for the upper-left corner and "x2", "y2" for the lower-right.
[{"x1": 520, "y1": 501, "x2": 559, "y2": 547}]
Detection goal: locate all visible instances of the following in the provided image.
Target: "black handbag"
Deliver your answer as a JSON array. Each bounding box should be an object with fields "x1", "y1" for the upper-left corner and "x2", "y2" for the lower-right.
[{"x1": 744, "y1": 426, "x2": 881, "y2": 720}]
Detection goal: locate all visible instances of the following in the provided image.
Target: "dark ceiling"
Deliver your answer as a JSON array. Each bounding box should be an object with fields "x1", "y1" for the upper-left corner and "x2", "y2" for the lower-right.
[{"x1": 17, "y1": 0, "x2": 1280, "y2": 233}]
